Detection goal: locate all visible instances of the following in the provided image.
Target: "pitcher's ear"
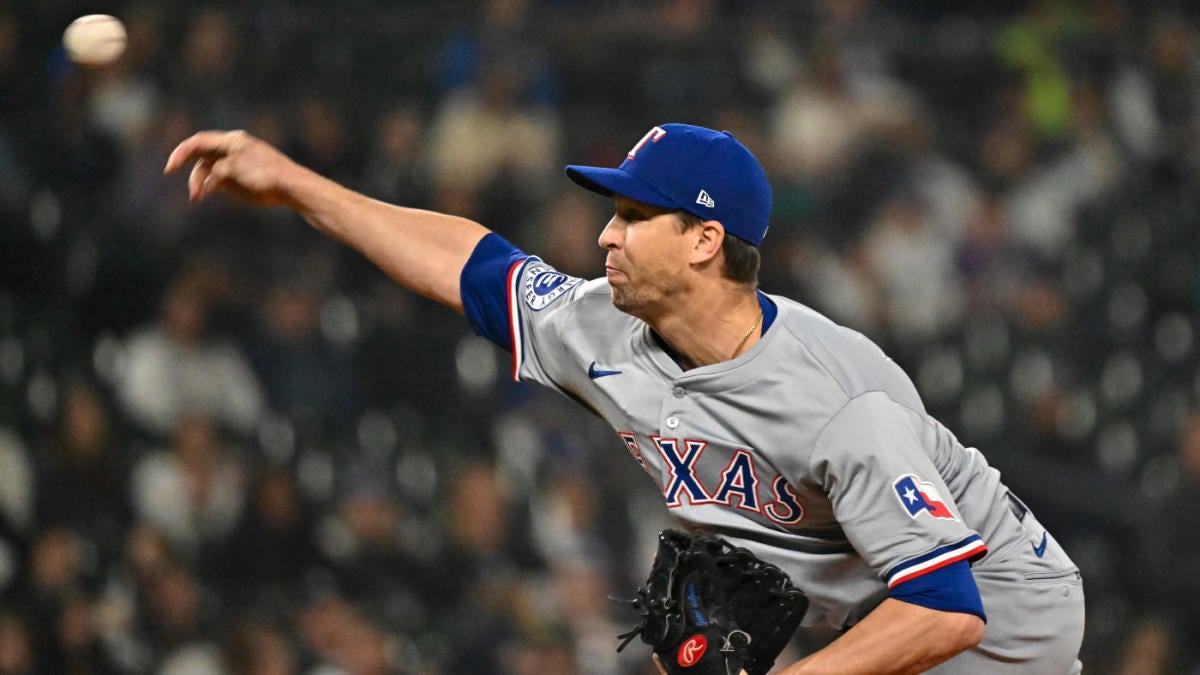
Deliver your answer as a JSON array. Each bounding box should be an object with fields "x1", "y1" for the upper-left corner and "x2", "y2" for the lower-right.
[{"x1": 690, "y1": 219, "x2": 725, "y2": 264}]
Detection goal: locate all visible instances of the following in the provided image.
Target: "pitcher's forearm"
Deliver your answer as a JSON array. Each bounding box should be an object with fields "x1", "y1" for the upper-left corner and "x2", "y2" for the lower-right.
[
  {"x1": 777, "y1": 599, "x2": 984, "y2": 675},
  {"x1": 284, "y1": 166, "x2": 491, "y2": 312},
  {"x1": 164, "y1": 130, "x2": 493, "y2": 312}
]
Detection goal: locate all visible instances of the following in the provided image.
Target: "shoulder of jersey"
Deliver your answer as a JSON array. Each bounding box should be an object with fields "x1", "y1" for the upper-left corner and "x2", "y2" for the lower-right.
[
  {"x1": 523, "y1": 266, "x2": 638, "y2": 317},
  {"x1": 562, "y1": 276, "x2": 625, "y2": 307},
  {"x1": 578, "y1": 276, "x2": 616, "y2": 298},
  {"x1": 769, "y1": 295, "x2": 860, "y2": 344},
  {"x1": 545, "y1": 278, "x2": 643, "y2": 350},
  {"x1": 767, "y1": 295, "x2": 897, "y2": 391}
]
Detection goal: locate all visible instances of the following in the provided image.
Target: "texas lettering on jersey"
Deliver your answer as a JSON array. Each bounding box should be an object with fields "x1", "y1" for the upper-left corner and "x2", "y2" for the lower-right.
[{"x1": 617, "y1": 431, "x2": 806, "y2": 527}]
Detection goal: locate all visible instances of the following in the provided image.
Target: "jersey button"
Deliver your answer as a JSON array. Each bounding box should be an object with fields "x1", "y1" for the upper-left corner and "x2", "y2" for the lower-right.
[
  {"x1": 665, "y1": 416, "x2": 680, "y2": 429},
  {"x1": 673, "y1": 386, "x2": 686, "y2": 398}
]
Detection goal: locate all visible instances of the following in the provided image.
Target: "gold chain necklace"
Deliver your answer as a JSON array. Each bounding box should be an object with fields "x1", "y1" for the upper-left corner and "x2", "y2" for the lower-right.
[{"x1": 730, "y1": 309, "x2": 763, "y2": 360}]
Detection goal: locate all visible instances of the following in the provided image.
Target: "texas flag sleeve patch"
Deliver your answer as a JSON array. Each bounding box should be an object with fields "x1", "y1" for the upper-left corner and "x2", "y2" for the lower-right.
[{"x1": 894, "y1": 474, "x2": 958, "y2": 521}]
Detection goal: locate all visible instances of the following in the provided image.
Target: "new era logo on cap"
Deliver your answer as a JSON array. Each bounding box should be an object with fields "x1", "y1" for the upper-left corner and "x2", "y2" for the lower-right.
[{"x1": 564, "y1": 123, "x2": 773, "y2": 246}]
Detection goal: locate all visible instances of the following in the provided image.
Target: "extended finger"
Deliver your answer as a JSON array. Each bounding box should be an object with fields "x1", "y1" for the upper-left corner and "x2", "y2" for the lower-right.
[
  {"x1": 199, "y1": 157, "x2": 234, "y2": 200},
  {"x1": 164, "y1": 130, "x2": 235, "y2": 174},
  {"x1": 188, "y1": 158, "x2": 213, "y2": 202}
]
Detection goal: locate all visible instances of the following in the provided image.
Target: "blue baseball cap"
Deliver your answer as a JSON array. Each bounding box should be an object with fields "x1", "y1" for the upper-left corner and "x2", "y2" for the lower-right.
[{"x1": 565, "y1": 123, "x2": 773, "y2": 246}]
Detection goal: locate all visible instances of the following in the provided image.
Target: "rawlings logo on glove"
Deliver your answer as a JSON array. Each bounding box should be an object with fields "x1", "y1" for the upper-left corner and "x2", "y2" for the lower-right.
[
  {"x1": 616, "y1": 529, "x2": 809, "y2": 675},
  {"x1": 679, "y1": 635, "x2": 707, "y2": 666}
]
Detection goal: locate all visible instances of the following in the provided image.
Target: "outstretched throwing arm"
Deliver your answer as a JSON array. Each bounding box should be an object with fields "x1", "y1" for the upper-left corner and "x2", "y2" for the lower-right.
[{"x1": 164, "y1": 130, "x2": 490, "y2": 312}]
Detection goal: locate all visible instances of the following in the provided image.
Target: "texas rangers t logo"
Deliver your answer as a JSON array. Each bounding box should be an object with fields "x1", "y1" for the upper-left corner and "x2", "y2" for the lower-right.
[
  {"x1": 627, "y1": 126, "x2": 666, "y2": 160},
  {"x1": 893, "y1": 474, "x2": 958, "y2": 520}
]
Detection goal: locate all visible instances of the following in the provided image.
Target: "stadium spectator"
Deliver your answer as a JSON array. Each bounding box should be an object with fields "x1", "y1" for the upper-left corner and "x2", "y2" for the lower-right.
[
  {"x1": 1128, "y1": 409, "x2": 1200, "y2": 672},
  {"x1": 0, "y1": 610, "x2": 34, "y2": 675},
  {"x1": 129, "y1": 414, "x2": 245, "y2": 558},
  {"x1": 116, "y1": 267, "x2": 266, "y2": 438},
  {"x1": 34, "y1": 381, "x2": 132, "y2": 565}
]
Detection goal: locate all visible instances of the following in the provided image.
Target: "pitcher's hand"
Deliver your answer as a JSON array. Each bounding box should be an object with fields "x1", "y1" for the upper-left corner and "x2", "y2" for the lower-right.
[{"x1": 164, "y1": 130, "x2": 301, "y2": 207}]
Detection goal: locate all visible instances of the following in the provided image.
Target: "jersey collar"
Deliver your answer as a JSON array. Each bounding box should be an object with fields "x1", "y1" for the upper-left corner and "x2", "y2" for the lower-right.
[{"x1": 644, "y1": 292, "x2": 780, "y2": 387}]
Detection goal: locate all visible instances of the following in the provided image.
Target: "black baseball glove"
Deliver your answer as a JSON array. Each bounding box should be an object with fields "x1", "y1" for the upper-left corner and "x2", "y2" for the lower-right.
[{"x1": 616, "y1": 529, "x2": 809, "y2": 675}]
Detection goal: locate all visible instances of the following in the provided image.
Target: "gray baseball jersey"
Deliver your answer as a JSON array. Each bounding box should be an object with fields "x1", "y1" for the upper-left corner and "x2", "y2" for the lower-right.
[{"x1": 464, "y1": 244, "x2": 1084, "y2": 672}]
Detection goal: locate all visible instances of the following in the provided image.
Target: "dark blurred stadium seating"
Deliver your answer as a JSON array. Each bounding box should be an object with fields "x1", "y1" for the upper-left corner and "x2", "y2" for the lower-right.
[{"x1": 1, "y1": 2, "x2": 1199, "y2": 673}]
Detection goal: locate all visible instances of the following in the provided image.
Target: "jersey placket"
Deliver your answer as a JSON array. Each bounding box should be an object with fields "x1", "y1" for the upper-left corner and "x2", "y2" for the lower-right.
[{"x1": 654, "y1": 382, "x2": 715, "y2": 508}]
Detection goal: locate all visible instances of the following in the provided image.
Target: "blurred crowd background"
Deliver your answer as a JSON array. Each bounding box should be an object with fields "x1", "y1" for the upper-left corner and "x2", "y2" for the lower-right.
[{"x1": 1, "y1": 0, "x2": 1199, "y2": 673}]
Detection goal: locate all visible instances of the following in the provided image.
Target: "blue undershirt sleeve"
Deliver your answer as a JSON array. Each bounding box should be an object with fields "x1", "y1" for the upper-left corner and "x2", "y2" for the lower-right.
[
  {"x1": 459, "y1": 233, "x2": 529, "y2": 352},
  {"x1": 887, "y1": 559, "x2": 986, "y2": 622}
]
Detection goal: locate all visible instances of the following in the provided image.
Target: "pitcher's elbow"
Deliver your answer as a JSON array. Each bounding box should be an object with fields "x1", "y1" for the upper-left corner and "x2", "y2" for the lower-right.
[{"x1": 955, "y1": 614, "x2": 986, "y2": 651}]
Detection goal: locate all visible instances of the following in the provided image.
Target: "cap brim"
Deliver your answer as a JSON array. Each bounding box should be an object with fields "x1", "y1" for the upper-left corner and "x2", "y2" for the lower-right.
[{"x1": 565, "y1": 165, "x2": 679, "y2": 211}]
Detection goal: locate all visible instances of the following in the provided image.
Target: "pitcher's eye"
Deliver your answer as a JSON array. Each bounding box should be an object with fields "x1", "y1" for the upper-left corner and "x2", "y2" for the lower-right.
[{"x1": 619, "y1": 207, "x2": 647, "y2": 222}]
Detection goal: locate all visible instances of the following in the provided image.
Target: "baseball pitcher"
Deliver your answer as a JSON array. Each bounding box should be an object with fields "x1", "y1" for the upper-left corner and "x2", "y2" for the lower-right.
[{"x1": 166, "y1": 123, "x2": 1085, "y2": 674}]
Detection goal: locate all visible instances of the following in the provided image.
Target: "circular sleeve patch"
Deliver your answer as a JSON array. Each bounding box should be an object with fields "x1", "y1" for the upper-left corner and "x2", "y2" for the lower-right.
[{"x1": 522, "y1": 261, "x2": 581, "y2": 310}]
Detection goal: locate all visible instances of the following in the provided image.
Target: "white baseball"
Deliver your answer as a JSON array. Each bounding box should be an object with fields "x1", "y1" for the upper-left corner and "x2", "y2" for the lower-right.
[{"x1": 63, "y1": 14, "x2": 127, "y2": 67}]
